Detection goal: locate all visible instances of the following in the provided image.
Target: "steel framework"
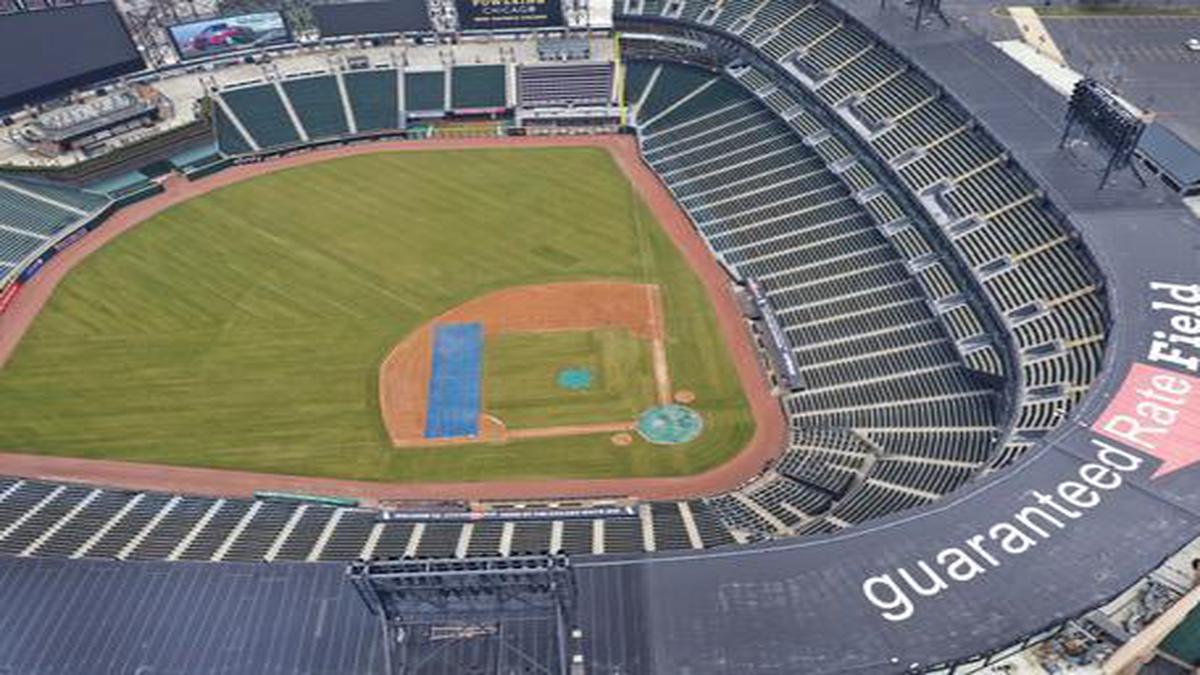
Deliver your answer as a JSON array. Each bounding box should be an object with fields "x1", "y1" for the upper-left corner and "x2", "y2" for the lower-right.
[
  {"x1": 1059, "y1": 78, "x2": 1148, "y2": 190},
  {"x1": 879, "y1": 0, "x2": 949, "y2": 30},
  {"x1": 348, "y1": 554, "x2": 579, "y2": 675}
]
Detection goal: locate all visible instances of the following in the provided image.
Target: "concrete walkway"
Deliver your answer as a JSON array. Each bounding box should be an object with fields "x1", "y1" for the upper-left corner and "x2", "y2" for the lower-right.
[{"x1": 1008, "y1": 6, "x2": 1067, "y2": 65}]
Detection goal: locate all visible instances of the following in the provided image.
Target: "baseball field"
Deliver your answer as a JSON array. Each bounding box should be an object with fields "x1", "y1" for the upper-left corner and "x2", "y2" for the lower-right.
[{"x1": 0, "y1": 146, "x2": 755, "y2": 483}]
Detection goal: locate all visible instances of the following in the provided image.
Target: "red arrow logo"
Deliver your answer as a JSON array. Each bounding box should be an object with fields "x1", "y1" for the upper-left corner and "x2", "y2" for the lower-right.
[{"x1": 1092, "y1": 363, "x2": 1200, "y2": 479}]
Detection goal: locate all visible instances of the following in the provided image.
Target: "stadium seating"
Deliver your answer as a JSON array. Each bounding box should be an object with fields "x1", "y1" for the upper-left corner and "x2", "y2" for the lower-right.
[
  {"x1": 406, "y1": 70, "x2": 447, "y2": 113},
  {"x1": 214, "y1": 71, "x2": 404, "y2": 154},
  {"x1": 624, "y1": 59, "x2": 1010, "y2": 535},
  {"x1": 219, "y1": 85, "x2": 302, "y2": 150},
  {"x1": 281, "y1": 76, "x2": 351, "y2": 139},
  {"x1": 517, "y1": 62, "x2": 615, "y2": 107},
  {"x1": 0, "y1": 474, "x2": 737, "y2": 562},
  {"x1": 451, "y1": 65, "x2": 508, "y2": 110},
  {"x1": 213, "y1": 105, "x2": 255, "y2": 155},
  {"x1": 620, "y1": 0, "x2": 1108, "y2": 499},
  {"x1": 344, "y1": 70, "x2": 402, "y2": 132},
  {"x1": 0, "y1": 0, "x2": 1110, "y2": 564},
  {"x1": 0, "y1": 175, "x2": 110, "y2": 274}
]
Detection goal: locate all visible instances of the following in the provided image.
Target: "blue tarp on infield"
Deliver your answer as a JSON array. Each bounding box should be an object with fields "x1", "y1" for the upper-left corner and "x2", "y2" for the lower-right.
[{"x1": 424, "y1": 322, "x2": 483, "y2": 439}]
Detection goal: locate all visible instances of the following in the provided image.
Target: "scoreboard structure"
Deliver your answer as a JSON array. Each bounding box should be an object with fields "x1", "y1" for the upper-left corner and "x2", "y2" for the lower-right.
[
  {"x1": 0, "y1": 3, "x2": 144, "y2": 113},
  {"x1": 454, "y1": 0, "x2": 565, "y2": 30}
]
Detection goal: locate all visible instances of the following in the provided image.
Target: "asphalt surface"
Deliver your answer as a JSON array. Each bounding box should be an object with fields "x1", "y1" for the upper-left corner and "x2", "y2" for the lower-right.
[
  {"x1": 1042, "y1": 15, "x2": 1200, "y2": 148},
  {"x1": 885, "y1": 1, "x2": 1200, "y2": 149}
]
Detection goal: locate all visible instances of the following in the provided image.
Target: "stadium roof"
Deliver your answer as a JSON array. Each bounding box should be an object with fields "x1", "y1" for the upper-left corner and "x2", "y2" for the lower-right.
[{"x1": 1140, "y1": 123, "x2": 1200, "y2": 189}]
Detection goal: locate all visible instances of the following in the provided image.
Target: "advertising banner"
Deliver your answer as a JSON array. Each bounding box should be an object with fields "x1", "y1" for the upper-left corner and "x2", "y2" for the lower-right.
[
  {"x1": 454, "y1": 0, "x2": 563, "y2": 30},
  {"x1": 169, "y1": 12, "x2": 290, "y2": 60}
]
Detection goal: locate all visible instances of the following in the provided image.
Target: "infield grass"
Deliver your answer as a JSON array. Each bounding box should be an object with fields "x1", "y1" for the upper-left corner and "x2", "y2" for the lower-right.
[
  {"x1": 0, "y1": 147, "x2": 754, "y2": 482},
  {"x1": 483, "y1": 329, "x2": 656, "y2": 430}
]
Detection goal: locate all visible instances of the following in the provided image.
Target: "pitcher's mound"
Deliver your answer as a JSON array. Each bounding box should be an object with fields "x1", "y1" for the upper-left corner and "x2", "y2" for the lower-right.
[{"x1": 557, "y1": 367, "x2": 595, "y2": 391}]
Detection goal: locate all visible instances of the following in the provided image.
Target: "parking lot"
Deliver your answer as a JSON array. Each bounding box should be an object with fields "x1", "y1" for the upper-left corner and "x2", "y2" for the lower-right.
[{"x1": 1044, "y1": 15, "x2": 1200, "y2": 147}]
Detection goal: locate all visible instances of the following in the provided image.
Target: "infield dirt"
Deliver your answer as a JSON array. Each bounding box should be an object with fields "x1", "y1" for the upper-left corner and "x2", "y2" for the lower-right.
[{"x1": 379, "y1": 281, "x2": 668, "y2": 446}]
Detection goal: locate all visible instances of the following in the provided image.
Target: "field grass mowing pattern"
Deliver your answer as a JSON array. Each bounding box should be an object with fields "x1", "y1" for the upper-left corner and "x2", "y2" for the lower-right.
[
  {"x1": 0, "y1": 148, "x2": 754, "y2": 482},
  {"x1": 483, "y1": 329, "x2": 656, "y2": 430}
]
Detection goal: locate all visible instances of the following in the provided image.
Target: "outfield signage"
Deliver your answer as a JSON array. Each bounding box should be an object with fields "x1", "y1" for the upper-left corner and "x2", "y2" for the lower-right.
[
  {"x1": 454, "y1": 0, "x2": 564, "y2": 30},
  {"x1": 53, "y1": 227, "x2": 89, "y2": 254},
  {"x1": 380, "y1": 506, "x2": 636, "y2": 522},
  {"x1": 13, "y1": 219, "x2": 104, "y2": 287},
  {"x1": 168, "y1": 12, "x2": 291, "y2": 61},
  {"x1": 17, "y1": 257, "x2": 44, "y2": 284},
  {"x1": 860, "y1": 279, "x2": 1200, "y2": 623}
]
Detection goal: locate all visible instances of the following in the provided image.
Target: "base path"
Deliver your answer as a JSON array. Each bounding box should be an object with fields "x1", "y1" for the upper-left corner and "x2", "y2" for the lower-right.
[{"x1": 0, "y1": 135, "x2": 788, "y2": 503}]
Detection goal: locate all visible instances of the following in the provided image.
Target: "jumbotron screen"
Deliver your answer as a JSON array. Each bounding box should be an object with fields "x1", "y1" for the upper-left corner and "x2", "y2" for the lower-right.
[
  {"x1": 0, "y1": 4, "x2": 144, "y2": 113},
  {"x1": 168, "y1": 12, "x2": 291, "y2": 61},
  {"x1": 454, "y1": 0, "x2": 564, "y2": 30},
  {"x1": 312, "y1": 0, "x2": 433, "y2": 36}
]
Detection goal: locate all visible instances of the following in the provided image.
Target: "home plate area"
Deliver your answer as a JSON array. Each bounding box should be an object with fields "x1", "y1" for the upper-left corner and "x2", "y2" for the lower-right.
[{"x1": 378, "y1": 281, "x2": 702, "y2": 447}]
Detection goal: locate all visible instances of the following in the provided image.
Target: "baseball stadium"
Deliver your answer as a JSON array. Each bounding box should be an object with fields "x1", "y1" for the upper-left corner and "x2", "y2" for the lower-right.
[{"x1": 0, "y1": 0, "x2": 1200, "y2": 672}]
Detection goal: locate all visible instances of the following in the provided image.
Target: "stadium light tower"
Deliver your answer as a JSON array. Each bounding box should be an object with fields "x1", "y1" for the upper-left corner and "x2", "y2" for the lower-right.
[
  {"x1": 1059, "y1": 78, "x2": 1149, "y2": 190},
  {"x1": 348, "y1": 554, "x2": 580, "y2": 675},
  {"x1": 879, "y1": 0, "x2": 949, "y2": 30}
]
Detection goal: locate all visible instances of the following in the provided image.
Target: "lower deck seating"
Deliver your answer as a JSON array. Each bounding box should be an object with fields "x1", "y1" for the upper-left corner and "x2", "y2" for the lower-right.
[
  {"x1": 282, "y1": 76, "x2": 350, "y2": 138},
  {"x1": 628, "y1": 60, "x2": 1003, "y2": 537},
  {"x1": 344, "y1": 70, "x2": 401, "y2": 131},
  {"x1": 219, "y1": 85, "x2": 301, "y2": 150},
  {"x1": 406, "y1": 70, "x2": 447, "y2": 113},
  {"x1": 626, "y1": 0, "x2": 1110, "y2": 470},
  {"x1": 214, "y1": 69, "x2": 408, "y2": 155},
  {"x1": 0, "y1": 176, "x2": 110, "y2": 273},
  {"x1": 0, "y1": 476, "x2": 734, "y2": 563},
  {"x1": 518, "y1": 62, "x2": 615, "y2": 106}
]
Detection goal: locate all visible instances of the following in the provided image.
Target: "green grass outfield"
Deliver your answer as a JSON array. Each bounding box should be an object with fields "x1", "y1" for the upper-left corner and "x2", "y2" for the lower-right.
[
  {"x1": 0, "y1": 148, "x2": 754, "y2": 483},
  {"x1": 483, "y1": 329, "x2": 657, "y2": 430}
]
